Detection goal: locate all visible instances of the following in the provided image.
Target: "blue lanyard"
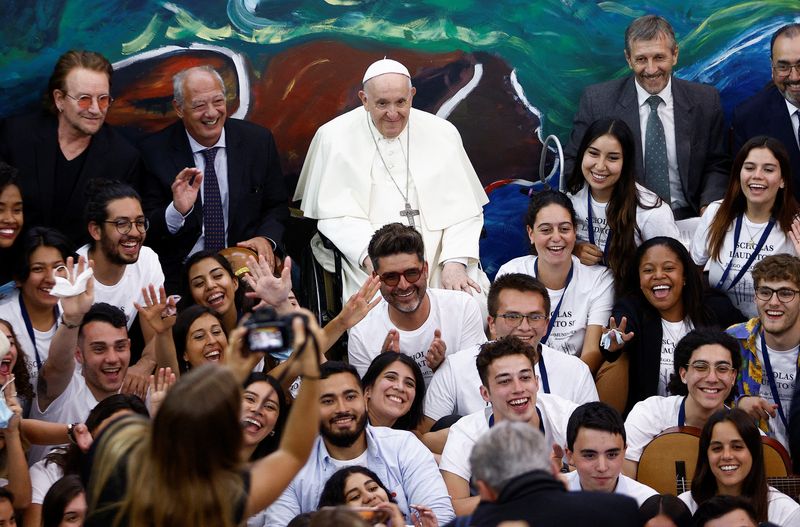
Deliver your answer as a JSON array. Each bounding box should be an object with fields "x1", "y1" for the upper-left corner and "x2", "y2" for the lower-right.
[
  {"x1": 533, "y1": 258, "x2": 574, "y2": 345},
  {"x1": 715, "y1": 214, "x2": 775, "y2": 291},
  {"x1": 678, "y1": 396, "x2": 686, "y2": 427},
  {"x1": 759, "y1": 332, "x2": 795, "y2": 430},
  {"x1": 537, "y1": 344, "x2": 550, "y2": 394},
  {"x1": 18, "y1": 293, "x2": 58, "y2": 371},
  {"x1": 586, "y1": 190, "x2": 612, "y2": 266}
]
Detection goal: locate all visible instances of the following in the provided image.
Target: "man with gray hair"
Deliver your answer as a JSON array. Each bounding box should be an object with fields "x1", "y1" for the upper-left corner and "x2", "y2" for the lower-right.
[
  {"x1": 452, "y1": 421, "x2": 640, "y2": 527},
  {"x1": 294, "y1": 58, "x2": 489, "y2": 302},
  {"x1": 139, "y1": 65, "x2": 288, "y2": 291},
  {"x1": 564, "y1": 14, "x2": 728, "y2": 221}
]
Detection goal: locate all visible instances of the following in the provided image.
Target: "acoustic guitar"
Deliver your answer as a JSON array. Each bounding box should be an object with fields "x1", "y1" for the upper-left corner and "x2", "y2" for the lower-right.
[{"x1": 636, "y1": 426, "x2": 800, "y2": 500}]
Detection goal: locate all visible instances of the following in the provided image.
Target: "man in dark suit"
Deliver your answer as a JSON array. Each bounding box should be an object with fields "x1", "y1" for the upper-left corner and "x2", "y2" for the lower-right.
[
  {"x1": 445, "y1": 421, "x2": 641, "y2": 527},
  {"x1": 138, "y1": 65, "x2": 288, "y2": 292},
  {"x1": 732, "y1": 24, "x2": 800, "y2": 198},
  {"x1": 564, "y1": 15, "x2": 729, "y2": 220},
  {"x1": 0, "y1": 50, "x2": 140, "y2": 245}
]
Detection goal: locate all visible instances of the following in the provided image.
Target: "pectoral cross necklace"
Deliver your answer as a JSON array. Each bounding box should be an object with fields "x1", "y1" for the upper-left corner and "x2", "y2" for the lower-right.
[{"x1": 367, "y1": 113, "x2": 420, "y2": 228}]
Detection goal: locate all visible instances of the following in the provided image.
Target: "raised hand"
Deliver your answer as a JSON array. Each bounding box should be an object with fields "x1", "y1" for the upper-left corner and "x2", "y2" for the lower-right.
[
  {"x1": 171, "y1": 167, "x2": 203, "y2": 215},
  {"x1": 134, "y1": 285, "x2": 177, "y2": 335},
  {"x1": 60, "y1": 256, "x2": 94, "y2": 324},
  {"x1": 337, "y1": 274, "x2": 381, "y2": 330},
  {"x1": 425, "y1": 329, "x2": 446, "y2": 370},
  {"x1": 601, "y1": 316, "x2": 635, "y2": 353},
  {"x1": 244, "y1": 255, "x2": 292, "y2": 310},
  {"x1": 381, "y1": 329, "x2": 400, "y2": 353},
  {"x1": 149, "y1": 367, "x2": 177, "y2": 417}
]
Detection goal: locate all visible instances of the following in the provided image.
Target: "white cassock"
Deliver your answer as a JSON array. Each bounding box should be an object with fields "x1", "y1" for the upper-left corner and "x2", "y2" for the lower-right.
[{"x1": 295, "y1": 106, "x2": 490, "y2": 301}]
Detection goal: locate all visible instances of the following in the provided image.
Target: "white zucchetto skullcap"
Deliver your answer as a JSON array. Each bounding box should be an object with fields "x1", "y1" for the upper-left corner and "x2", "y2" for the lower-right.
[{"x1": 362, "y1": 58, "x2": 411, "y2": 84}]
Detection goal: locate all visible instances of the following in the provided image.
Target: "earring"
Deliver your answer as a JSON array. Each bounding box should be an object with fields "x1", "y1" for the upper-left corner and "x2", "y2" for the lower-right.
[{"x1": 269, "y1": 430, "x2": 275, "y2": 437}]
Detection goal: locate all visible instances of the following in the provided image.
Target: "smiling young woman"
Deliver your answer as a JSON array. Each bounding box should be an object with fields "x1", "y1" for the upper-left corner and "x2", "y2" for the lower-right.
[
  {"x1": 495, "y1": 190, "x2": 614, "y2": 373},
  {"x1": 598, "y1": 237, "x2": 742, "y2": 413},
  {"x1": 678, "y1": 408, "x2": 800, "y2": 525},
  {"x1": 691, "y1": 136, "x2": 800, "y2": 319},
  {"x1": 566, "y1": 118, "x2": 680, "y2": 295}
]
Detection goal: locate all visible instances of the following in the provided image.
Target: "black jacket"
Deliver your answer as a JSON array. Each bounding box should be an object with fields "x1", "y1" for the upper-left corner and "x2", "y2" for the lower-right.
[
  {"x1": 447, "y1": 470, "x2": 641, "y2": 527},
  {"x1": 0, "y1": 111, "x2": 140, "y2": 245}
]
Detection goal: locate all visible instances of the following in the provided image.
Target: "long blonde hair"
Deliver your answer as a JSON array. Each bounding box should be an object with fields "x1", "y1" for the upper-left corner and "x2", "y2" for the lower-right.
[{"x1": 90, "y1": 365, "x2": 247, "y2": 527}]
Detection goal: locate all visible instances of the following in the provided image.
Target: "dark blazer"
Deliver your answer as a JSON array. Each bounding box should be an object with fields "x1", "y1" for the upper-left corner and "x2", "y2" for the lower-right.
[
  {"x1": 138, "y1": 118, "x2": 288, "y2": 292},
  {"x1": 564, "y1": 76, "x2": 730, "y2": 215},
  {"x1": 0, "y1": 112, "x2": 140, "y2": 245},
  {"x1": 447, "y1": 470, "x2": 641, "y2": 527},
  {"x1": 732, "y1": 84, "x2": 800, "y2": 200}
]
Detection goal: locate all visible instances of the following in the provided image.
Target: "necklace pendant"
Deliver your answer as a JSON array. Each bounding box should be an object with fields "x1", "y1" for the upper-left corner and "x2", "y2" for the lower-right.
[{"x1": 400, "y1": 202, "x2": 420, "y2": 227}]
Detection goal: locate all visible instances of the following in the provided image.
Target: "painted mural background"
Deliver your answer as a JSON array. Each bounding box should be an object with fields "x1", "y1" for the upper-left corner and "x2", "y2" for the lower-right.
[{"x1": 1, "y1": 0, "x2": 799, "y2": 270}]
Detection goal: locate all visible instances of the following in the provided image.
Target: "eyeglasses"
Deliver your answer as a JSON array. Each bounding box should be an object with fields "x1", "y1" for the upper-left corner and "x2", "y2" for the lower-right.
[
  {"x1": 688, "y1": 360, "x2": 735, "y2": 376},
  {"x1": 755, "y1": 286, "x2": 800, "y2": 303},
  {"x1": 104, "y1": 218, "x2": 149, "y2": 235},
  {"x1": 64, "y1": 93, "x2": 113, "y2": 110},
  {"x1": 773, "y1": 62, "x2": 800, "y2": 76},
  {"x1": 495, "y1": 313, "x2": 548, "y2": 326},
  {"x1": 377, "y1": 267, "x2": 423, "y2": 286}
]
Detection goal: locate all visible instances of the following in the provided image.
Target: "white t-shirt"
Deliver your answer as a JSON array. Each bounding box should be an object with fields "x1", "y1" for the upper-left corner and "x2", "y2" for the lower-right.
[
  {"x1": 755, "y1": 338, "x2": 798, "y2": 449},
  {"x1": 29, "y1": 458, "x2": 64, "y2": 504},
  {"x1": 76, "y1": 245, "x2": 165, "y2": 329},
  {"x1": 0, "y1": 289, "x2": 58, "y2": 390},
  {"x1": 348, "y1": 289, "x2": 487, "y2": 384},
  {"x1": 624, "y1": 395, "x2": 685, "y2": 463},
  {"x1": 569, "y1": 183, "x2": 680, "y2": 250},
  {"x1": 495, "y1": 255, "x2": 614, "y2": 357},
  {"x1": 564, "y1": 471, "x2": 658, "y2": 506},
  {"x1": 439, "y1": 394, "x2": 577, "y2": 481},
  {"x1": 27, "y1": 370, "x2": 100, "y2": 464},
  {"x1": 691, "y1": 201, "x2": 797, "y2": 318},
  {"x1": 658, "y1": 319, "x2": 694, "y2": 396},
  {"x1": 679, "y1": 487, "x2": 800, "y2": 526},
  {"x1": 423, "y1": 343, "x2": 598, "y2": 422}
]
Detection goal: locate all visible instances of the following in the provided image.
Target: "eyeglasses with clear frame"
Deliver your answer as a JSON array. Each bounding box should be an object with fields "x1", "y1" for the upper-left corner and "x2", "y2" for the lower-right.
[
  {"x1": 754, "y1": 286, "x2": 800, "y2": 303},
  {"x1": 687, "y1": 360, "x2": 735, "y2": 376},
  {"x1": 495, "y1": 312, "x2": 548, "y2": 327},
  {"x1": 772, "y1": 62, "x2": 800, "y2": 76},
  {"x1": 104, "y1": 218, "x2": 150, "y2": 235},
  {"x1": 64, "y1": 93, "x2": 113, "y2": 110}
]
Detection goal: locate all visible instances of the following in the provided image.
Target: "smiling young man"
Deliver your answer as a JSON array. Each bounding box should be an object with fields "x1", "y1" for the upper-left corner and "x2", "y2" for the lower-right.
[
  {"x1": 74, "y1": 180, "x2": 163, "y2": 396},
  {"x1": 623, "y1": 330, "x2": 741, "y2": 478},
  {"x1": 260, "y1": 361, "x2": 454, "y2": 527},
  {"x1": 564, "y1": 402, "x2": 657, "y2": 505},
  {"x1": 439, "y1": 336, "x2": 578, "y2": 515},
  {"x1": 348, "y1": 223, "x2": 486, "y2": 385},
  {"x1": 139, "y1": 65, "x2": 288, "y2": 293},
  {"x1": 293, "y1": 58, "x2": 489, "y2": 303},
  {"x1": 727, "y1": 254, "x2": 800, "y2": 449},
  {"x1": 564, "y1": 15, "x2": 728, "y2": 219},
  {"x1": 422, "y1": 273, "x2": 597, "y2": 432},
  {"x1": 29, "y1": 297, "x2": 131, "y2": 464}
]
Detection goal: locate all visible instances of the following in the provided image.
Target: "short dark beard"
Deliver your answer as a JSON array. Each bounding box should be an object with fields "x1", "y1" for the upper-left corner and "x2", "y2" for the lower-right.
[{"x1": 320, "y1": 411, "x2": 368, "y2": 448}]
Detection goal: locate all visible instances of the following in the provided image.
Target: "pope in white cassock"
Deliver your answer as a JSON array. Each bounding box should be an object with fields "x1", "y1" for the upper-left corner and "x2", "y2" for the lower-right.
[{"x1": 294, "y1": 58, "x2": 490, "y2": 302}]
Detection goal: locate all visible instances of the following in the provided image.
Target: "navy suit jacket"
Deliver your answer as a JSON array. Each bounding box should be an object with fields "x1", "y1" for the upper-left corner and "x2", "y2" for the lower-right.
[
  {"x1": 564, "y1": 76, "x2": 729, "y2": 215},
  {"x1": 732, "y1": 84, "x2": 800, "y2": 200},
  {"x1": 138, "y1": 118, "x2": 288, "y2": 292},
  {"x1": 0, "y1": 112, "x2": 140, "y2": 245}
]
